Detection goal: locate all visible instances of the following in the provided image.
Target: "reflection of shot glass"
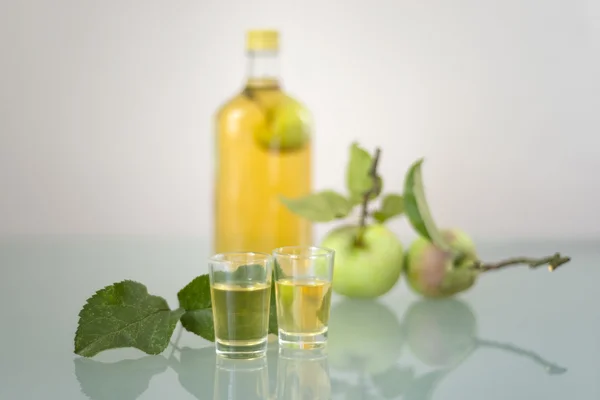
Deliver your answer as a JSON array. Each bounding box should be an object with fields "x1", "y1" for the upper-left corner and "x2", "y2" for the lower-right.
[
  {"x1": 273, "y1": 246, "x2": 334, "y2": 349},
  {"x1": 276, "y1": 347, "x2": 331, "y2": 400},
  {"x1": 213, "y1": 357, "x2": 269, "y2": 400},
  {"x1": 209, "y1": 252, "x2": 273, "y2": 359}
]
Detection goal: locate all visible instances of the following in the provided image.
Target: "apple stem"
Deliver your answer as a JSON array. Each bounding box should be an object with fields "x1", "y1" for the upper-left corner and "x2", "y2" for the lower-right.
[
  {"x1": 470, "y1": 253, "x2": 571, "y2": 272},
  {"x1": 356, "y1": 147, "x2": 382, "y2": 247},
  {"x1": 476, "y1": 338, "x2": 567, "y2": 374}
]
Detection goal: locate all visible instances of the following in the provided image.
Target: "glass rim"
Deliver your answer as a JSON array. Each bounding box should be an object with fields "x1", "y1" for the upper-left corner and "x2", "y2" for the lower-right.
[
  {"x1": 272, "y1": 246, "x2": 334, "y2": 260},
  {"x1": 209, "y1": 251, "x2": 273, "y2": 264}
]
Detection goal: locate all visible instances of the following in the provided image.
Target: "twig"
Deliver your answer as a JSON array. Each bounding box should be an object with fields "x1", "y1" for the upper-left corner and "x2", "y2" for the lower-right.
[
  {"x1": 477, "y1": 339, "x2": 567, "y2": 374},
  {"x1": 470, "y1": 253, "x2": 571, "y2": 272},
  {"x1": 356, "y1": 148, "x2": 381, "y2": 246},
  {"x1": 167, "y1": 324, "x2": 184, "y2": 358}
]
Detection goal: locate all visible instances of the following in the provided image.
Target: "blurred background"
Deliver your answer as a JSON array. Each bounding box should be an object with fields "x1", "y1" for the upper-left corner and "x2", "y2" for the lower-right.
[{"x1": 1, "y1": 0, "x2": 599, "y2": 243}]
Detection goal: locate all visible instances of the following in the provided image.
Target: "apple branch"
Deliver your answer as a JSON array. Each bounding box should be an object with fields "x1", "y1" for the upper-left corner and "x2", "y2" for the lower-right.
[
  {"x1": 470, "y1": 253, "x2": 571, "y2": 272},
  {"x1": 356, "y1": 147, "x2": 381, "y2": 246}
]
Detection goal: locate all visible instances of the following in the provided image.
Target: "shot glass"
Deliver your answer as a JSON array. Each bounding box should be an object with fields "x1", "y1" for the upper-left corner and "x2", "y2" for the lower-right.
[
  {"x1": 213, "y1": 356, "x2": 269, "y2": 400},
  {"x1": 276, "y1": 347, "x2": 331, "y2": 400},
  {"x1": 272, "y1": 246, "x2": 334, "y2": 349},
  {"x1": 209, "y1": 252, "x2": 273, "y2": 359}
]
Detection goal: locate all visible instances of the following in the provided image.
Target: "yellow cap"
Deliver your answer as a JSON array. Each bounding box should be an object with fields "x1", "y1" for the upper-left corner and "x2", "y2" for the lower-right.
[{"x1": 247, "y1": 30, "x2": 279, "y2": 51}]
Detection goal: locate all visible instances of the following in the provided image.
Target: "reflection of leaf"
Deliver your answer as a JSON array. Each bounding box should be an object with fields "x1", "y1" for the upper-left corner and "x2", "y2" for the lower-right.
[
  {"x1": 74, "y1": 281, "x2": 185, "y2": 357},
  {"x1": 316, "y1": 287, "x2": 332, "y2": 324},
  {"x1": 330, "y1": 378, "x2": 353, "y2": 395},
  {"x1": 373, "y1": 194, "x2": 404, "y2": 223},
  {"x1": 404, "y1": 369, "x2": 450, "y2": 400},
  {"x1": 74, "y1": 356, "x2": 168, "y2": 400},
  {"x1": 177, "y1": 275, "x2": 214, "y2": 341},
  {"x1": 403, "y1": 159, "x2": 450, "y2": 251},
  {"x1": 476, "y1": 339, "x2": 568, "y2": 374},
  {"x1": 281, "y1": 190, "x2": 352, "y2": 222},
  {"x1": 371, "y1": 365, "x2": 415, "y2": 398},
  {"x1": 170, "y1": 346, "x2": 216, "y2": 399}
]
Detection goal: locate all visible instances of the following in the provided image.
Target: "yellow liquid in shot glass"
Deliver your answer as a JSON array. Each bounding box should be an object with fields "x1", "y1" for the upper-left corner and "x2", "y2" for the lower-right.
[
  {"x1": 211, "y1": 282, "x2": 271, "y2": 346},
  {"x1": 275, "y1": 278, "x2": 332, "y2": 336}
]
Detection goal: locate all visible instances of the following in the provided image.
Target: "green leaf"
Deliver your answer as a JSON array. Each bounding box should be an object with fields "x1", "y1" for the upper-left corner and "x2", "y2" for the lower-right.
[
  {"x1": 178, "y1": 275, "x2": 211, "y2": 310},
  {"x1": 177, "y1": 275, "x2": 215, "y2": 341},
  {"x1": 74, "y1": 281, "x2": 184, "y2": 358},
  {"x1": 403, "y1": 159, "x2": 450, "y2": 251},
  {"x1": 268, "y1": 275, "x2": 278, "y2": 335},
  {"x1": 180, "y1": 310, "x2": 215, "y2": 342},
  {"x1": 373, "y1": 194, "x2": 405, "y2": 223},
  {"x1": 274, "y1": 258, "x2": 287, "y2": 280},
  {"x1": 280, "y1": 190, "x2": 352, "y2": 222},
  {"x1": 346, "y1": 142, "x2": 383, "y2": 205},
  {"x1": 231, "y1": 264, "x2": 267, "y2": 282}
]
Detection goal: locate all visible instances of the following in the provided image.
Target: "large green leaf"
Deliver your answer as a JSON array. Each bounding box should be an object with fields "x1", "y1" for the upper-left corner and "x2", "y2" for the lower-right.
[
  {"x1": 346, "y1": 143, "x2": 383, "y2": 205},
  {"x1": 403, "y1": 159, "x2": 450, "y2": 251},
  {"x1": 373, "y1": 194, "x2": 404, "y2": 223},
  {"x1": 74, "y1": 281, "x2": 184, "y2": 357},
  {"x1": 177, "y1": 275, "x2": 215, "y2": 341},
  {"x1": 179, "y1": 310, "x2": 215, "y2": 342},
  {"x1": 280, "y1": 190, "x2": 352, "y2": 222}
]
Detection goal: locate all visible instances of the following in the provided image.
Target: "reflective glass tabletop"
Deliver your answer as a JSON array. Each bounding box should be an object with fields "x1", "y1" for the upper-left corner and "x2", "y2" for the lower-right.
[{"x1": 1, "y1": 237, "x2": 598, "y2": 399}]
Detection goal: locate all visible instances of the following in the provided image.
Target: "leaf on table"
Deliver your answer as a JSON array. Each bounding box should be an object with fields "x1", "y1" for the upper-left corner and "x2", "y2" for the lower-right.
[
  {"x1": 280, "y1": 190, "x2": 352, "y2": 222},
  {"x1": 74, "y1": 280, "x2": 184, "y2": 358},
  {"x1": 177, "y1": 275, "x2": 215, "y2": 342},
  {"x1": 403, "y1": 159, "x2": 450, "y2": 251},
  {"x1": 180, "y1": 309, "x2": 215, "y2": 342},
  {"x1": 346, "y1": 142, "x2": 383, "y2": 205},
  {"x1": 373, "y1": 194, "x2": 404, "y2": 223},
  {"x1": 74, "y1": 355, "x2": 168, "y2": 400},
  {"x1": 177, "y1": 274, "x2": 211, "y2": 310}
]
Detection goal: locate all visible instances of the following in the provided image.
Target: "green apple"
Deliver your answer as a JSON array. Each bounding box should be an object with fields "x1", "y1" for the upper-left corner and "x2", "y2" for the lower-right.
[
  {"x1": 320, "y1": 224, "x2": 404, "y2": 298},
  {"x1": 405, "y1": 229, "x2": 479, "y2": 298},
  {"x1": 254, "y1": 96, "x2": 311, "y2": 151},
  {"x1": 327, "y1": 299, "x2": 404, "y2": 375},
  {"x1": 404, "y1": 299, "x2": 477, "y2": 368}
]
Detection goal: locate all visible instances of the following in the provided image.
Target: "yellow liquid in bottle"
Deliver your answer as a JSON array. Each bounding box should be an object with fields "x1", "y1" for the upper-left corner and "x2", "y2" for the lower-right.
[{"x1": 214, "y1": 82, "x2": 312, "y2": 253}]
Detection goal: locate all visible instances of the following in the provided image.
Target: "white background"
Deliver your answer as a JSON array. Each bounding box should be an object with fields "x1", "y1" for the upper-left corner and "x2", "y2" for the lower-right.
[{"x1": 1, "y1": 0, "x2": 599, "y2": 241}]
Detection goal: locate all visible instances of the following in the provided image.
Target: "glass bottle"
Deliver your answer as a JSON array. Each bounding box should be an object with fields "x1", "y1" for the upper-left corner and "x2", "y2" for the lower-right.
[{"x1": 213, "y1": 30, "x2": 313, "y2": 253}]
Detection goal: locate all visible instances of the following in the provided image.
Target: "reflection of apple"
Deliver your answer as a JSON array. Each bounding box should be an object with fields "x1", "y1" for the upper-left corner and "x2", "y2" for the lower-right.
[
  {"x1": 404, "y1": 299, "x2": 477, "y2": 368},
  {"x1": 328, "y1": 299, "x2": 404, "y2": 375},
  {"x1": 321, "y1": 224, "x2": 404, "y2": 298},
  {"x1": 405, "y1": 229, "x2": 478, "y2": 298}
]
